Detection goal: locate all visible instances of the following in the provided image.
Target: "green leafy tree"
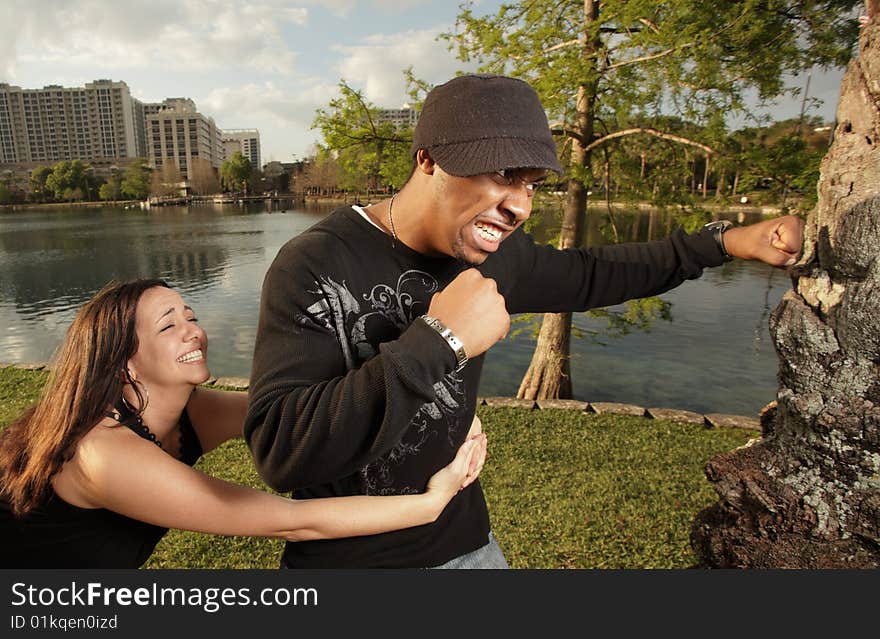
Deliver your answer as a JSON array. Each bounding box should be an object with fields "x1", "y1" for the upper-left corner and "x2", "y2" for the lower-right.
[
  {"x1": 29, "y1": 166, "x2": 53, "y2": 202},
  {"x1": 98, "y1": 167, "x2": 124, "y2": 201},
  {"x1": 98, "y1": 181, "x2": 117, "y2": 201},
  {"x1": 121, "y1": 159, "x2": 151, "y2": 200},
  {"x1": 313, "y1": 80, "x2": 419, "y2": 191},
  {"x1": 45, "y1": 160, "x2": 91, "y2": 202},
  {"x1": 219, "y1": 151, "x2": 252, "y2": 193},
  {"x1": 735, "y1": 118, "x2": 830, "y2": 208},
  {"x1": 445, "y1": 0, "x2": 860, "y2": 400}
]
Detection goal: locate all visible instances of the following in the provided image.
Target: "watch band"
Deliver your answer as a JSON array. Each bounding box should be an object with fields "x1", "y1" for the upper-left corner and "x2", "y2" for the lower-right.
[
  {"x1": 421, "y1": 315, "x2": 468, "y2": 372},
  {"x1": 703, "y1": 220, "x2": 734, "y2": 262}
]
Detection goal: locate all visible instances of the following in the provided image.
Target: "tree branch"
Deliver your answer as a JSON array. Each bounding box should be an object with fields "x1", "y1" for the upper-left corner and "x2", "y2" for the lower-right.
[
  {"x1": 583, "y1": 128, "x2": 715, "y2": 155},
  {"x1": 548, "y1": 120, "x2": 586, "y2": 145},
  {"x1": 605, "y1": 42, "x2": 695, "y2": 70},
  {"x1": 638, "y1": 18, "x2": 661, "y2": 34},
  {"x1": 345, "y1": 83, "x2": 380, "y2": 138},
  {"x1": 542, "y1": 38, "x2": 583, "y2": 54}
]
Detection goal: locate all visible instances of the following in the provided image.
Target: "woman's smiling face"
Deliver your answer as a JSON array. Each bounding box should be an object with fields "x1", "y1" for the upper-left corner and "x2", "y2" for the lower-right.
[{"x1": 127, "y1": 286, "x2": 209, "y2": 389}]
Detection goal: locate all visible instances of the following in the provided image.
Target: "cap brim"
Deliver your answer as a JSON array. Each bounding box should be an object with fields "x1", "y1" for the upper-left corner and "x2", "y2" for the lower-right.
[{"x1": 427, "y1": 137, "x2": 563, "y2": 177}]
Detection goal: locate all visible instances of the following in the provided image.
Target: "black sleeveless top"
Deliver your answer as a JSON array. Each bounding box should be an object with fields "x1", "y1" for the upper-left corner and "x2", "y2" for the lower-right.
[{"x1": 0, "y1": 406, "x2": 203, "y2": 569}]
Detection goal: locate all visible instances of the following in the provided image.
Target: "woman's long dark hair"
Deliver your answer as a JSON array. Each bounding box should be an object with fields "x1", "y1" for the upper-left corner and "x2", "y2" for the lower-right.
[{"x1": 0, "y1": 278, "x2": 169, "y2": 516}]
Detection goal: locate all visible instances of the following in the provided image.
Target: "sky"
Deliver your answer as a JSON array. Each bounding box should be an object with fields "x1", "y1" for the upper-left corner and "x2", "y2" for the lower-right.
[{"x1": 0, "y1": 0, "x2": 850, "y2": 164}]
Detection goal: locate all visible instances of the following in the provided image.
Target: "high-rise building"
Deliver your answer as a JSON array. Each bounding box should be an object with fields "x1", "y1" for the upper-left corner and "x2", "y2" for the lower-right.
[
  {"x1": 145, "y1": 98, "x2": 224, "y2": 179},
  {"x1": 221, "y1": 129, "x2": 261, "y2": 170},
  {"x1": 1, "y1": 79, "x2": 262, "y2": 195},
  {"x1": 0, "y1": 79, "x2": 145, "y2": 164},
  {"x1": 377, "y1": 105, "x2": 419, "y2": 129}
]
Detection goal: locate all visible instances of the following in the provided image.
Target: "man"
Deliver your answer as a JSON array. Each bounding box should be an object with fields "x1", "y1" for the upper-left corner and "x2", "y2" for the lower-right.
[{"x1": 244, "y1": 74, "x2": 803, "y2": 568}]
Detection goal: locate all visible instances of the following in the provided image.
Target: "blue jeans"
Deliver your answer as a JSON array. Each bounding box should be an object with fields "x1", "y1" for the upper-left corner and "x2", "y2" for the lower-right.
[{"x1": 430, "y1": 532, "x2": 509, "y2": 569}]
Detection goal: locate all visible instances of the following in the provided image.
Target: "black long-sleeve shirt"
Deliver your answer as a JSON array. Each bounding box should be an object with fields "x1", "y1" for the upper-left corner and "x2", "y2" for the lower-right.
[{"x1": 244, "y1": 206, "x2": 724, "y2": 567}]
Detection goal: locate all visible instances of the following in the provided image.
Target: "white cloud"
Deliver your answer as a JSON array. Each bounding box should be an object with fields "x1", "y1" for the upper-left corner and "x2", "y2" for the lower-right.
[
  {"x1": 1, "y1": 0, "x2": 308, "y2": 78},
  {"x1": 294, "y1": 0, "x2": 356, "y2": 18},
  {"x1": 201, "y1": 81, "x2": 339, "y2": 159},
  {"x1": 372, "y1": 0, "x2": 431, "y2": 11},
  {"x1": 333, "y1": 27, "x2": 476, "y2": 106}
]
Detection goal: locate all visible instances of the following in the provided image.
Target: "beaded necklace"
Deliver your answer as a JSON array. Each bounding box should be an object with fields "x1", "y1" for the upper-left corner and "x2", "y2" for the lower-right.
[{"x1": 107, "y1": 399, "x2": 167, "y2": 449}]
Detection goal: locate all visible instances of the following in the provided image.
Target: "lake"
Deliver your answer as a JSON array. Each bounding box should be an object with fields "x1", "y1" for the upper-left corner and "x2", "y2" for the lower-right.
[{"x1": 0, "y1": 200, "x2": 790, "y2": 416}]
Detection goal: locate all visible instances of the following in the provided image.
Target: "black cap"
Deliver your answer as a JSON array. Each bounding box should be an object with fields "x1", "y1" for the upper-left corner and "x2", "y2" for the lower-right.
[{"x1": 411, "y1": 74, "x2": 563, "y2": 177}]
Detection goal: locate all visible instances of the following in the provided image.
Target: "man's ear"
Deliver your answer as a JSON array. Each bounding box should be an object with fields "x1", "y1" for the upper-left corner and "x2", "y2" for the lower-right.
[{"x1": 415, "y1": 148, "x2": 436, "y2": 175}]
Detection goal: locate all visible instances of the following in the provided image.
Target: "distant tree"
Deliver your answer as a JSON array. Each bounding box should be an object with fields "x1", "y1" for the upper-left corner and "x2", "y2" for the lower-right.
[
  {"x1": 313, "y1": 80, "x2": 418, "y2": 191},
  {"x1": 251, "y1": 168, "x2": 265, "y2": 194},
  {"x1": 98, "y1": 180, "x2": 119, "y2": 201},
  {"x1": 150, "y1": 162, "x2": 183, "y2": 198},
  {"x1": 29, "y1": 166, "x2": 53, "y2": 202},
  {"x1": 45, "y1": 160, "x2": 90, "y2": 202},
  {"x1": 121, "y1": 159, "x2": 151, "y2": 200},
  {"x1": 219, "y1": 152, "x2": 252, "y2": 193},
  {"x1": 0, "y1": 182, "x2": 11, "y2": 205},
  {"x1": 299, "y1": 151, "x2": 340, "y2": 196},
  {"x1": 61, "y1": 187, "x2": 85, "y2": 202},
  {"x1": 98, "y1": 167, "x2": 124, "y2": 201},
  {"x1": 189, "y1": 157, "x2": 220, "y2": 195},
  {"x1": 734, "y1": 118, "x2": 830, "y2": 209}
]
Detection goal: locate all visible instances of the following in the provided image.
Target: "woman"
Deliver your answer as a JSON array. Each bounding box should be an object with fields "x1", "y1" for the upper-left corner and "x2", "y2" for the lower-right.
[{"x1": 0, "y1": 279, "x2": 486, "y2": 568}]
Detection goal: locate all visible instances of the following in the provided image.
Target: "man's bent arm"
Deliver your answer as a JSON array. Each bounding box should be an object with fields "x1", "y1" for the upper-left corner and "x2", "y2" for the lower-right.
[{"x1": 244, "y1": 263, "x2": 459, "y2": 493}]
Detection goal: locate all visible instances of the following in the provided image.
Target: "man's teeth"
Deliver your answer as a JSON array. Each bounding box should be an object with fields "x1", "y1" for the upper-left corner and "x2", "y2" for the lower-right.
[
  {"x1": 475, "y1": 222, "x2": 503, "y2": 241},
  {"x1": 177, "y1": 349, "x2": 203, "y2": 363}
]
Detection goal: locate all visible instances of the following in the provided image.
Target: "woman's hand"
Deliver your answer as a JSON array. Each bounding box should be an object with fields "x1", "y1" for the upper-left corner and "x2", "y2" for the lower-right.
[
  {"x1": 426, "y1": 416, "x2": 488, "y2": 504},
  {"x1": 463, "y1": 415, "x2": 485, "y2": 487}
]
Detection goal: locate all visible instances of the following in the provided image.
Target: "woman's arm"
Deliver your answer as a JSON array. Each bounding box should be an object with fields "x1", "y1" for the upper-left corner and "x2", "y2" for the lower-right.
[
  {"x1": 185, "y1": 386, "x2": 248, "y2": 453},
  {"x1": 75, "y1": 426, "x2": 486, "y2": 542}
]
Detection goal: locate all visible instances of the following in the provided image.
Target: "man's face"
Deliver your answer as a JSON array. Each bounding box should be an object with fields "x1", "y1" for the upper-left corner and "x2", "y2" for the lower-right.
[{"x1": 429, "y1": 165, "x2": 547, "y2": 266}]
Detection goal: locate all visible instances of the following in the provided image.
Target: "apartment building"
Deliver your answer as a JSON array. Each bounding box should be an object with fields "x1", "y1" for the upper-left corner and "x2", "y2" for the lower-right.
[
  {"x1": 0, "y1": 79, "x2": 144, "y2": 164},
  {"x1": 221, "y1": 129, "x2": 260, "y2": 169},
  {"x1": 377, "y1": 105, "x2": 419, "y2": 129},
  {"x1": 1, "y1": 79, "x2": 261, "y2": 193},
  {"x1": 145, "y1": 98, "x2": 224, "y2": 179}
]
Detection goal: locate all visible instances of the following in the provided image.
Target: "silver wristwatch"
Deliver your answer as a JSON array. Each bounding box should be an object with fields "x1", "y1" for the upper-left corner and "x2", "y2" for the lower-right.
[
  {"x1": 703, "y1": 220, "x2": 734, "y2": 262},
  {"x1": 421, "y1": 315, "x2": 468, "y2": 372}
]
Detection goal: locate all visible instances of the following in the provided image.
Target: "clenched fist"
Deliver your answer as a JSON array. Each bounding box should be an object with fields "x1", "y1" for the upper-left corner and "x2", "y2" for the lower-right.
[
  {"x1": 426, "y1": 269, "x2": 510, "y2": 358},
  {"x1": 723, "y1": 215, "x2": 805, "y2": 267}
]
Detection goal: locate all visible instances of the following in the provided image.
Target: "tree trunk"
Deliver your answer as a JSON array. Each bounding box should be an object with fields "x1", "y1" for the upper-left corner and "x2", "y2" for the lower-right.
[
  {"x1": 715, "y1": 167, "x2": 726, "y2": 199},
  {"x1": 518, "y1": 0, "x2": 598, "y2": 401},
  {"x1": 517, "y1": 311, "x2": 573, "y2": 399},
  {"x1": 690, "y1": 153, "x2": 697, "y2": 194},
  {"x1": 691, "y1": 15, "x2": 880, "y2": 568},
  {"x1": 702, "y1": 154, "x2": 710, "y2": 198},
  {"x1": 517, "y1": 172, "x2": 588, "y2": 400}
]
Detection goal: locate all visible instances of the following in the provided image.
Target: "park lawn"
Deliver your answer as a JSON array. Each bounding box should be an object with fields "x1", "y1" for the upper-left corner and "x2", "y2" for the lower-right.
[{"x1": 0, "y1": 366, "x2": 753, "y2": 568}]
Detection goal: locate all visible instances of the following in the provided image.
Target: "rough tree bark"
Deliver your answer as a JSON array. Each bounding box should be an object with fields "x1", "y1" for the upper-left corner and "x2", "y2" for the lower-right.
[{"x1": 691, "y1": 9, "x2": 880, "y2": 568}]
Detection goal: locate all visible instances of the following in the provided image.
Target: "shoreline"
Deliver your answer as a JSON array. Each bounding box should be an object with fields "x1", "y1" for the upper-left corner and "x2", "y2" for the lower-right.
[
  {"x1": 0, "y1": 361, "x2": 762, "y2": 431},
  {"x1": 1, "y1": 191, "x2": 796, "y2": 215}
]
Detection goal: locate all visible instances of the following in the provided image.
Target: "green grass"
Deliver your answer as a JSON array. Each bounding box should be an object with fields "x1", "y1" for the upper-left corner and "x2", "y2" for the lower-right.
[{"x1": 0, "y1": 366, "x2": 754, "y2": 568}]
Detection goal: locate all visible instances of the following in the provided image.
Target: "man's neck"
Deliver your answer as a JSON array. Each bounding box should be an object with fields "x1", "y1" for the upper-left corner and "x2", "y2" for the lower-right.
[{"x1": 372, "y1": 188, "x2": 438, "y2": 256}]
